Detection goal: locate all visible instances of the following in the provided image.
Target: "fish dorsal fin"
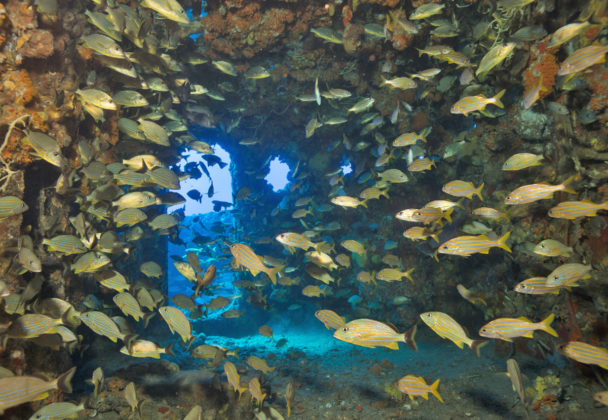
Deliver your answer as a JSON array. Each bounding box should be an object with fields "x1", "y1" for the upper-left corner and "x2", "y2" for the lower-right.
[{"x1": 517, "y1": 316, "x2": 531, "y2": 322}]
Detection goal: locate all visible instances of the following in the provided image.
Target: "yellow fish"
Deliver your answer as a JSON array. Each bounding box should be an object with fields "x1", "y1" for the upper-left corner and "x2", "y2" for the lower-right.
[
  {"x1": 548, "y1": 200, "x2": 608, "y2": 219},
  {"x1": 479, "y1": 314, "x2": 557, "y2": 341},
  {"x1": 420, "y1": 312, "x2": 486, "y2": 357},
  {"x1": 397, "y1": 375, "x2": 443, "y2": 402},
  {"x1": 230, "y1": 243, "x2": 284, "y2": 285},
  {"x1": 315, "y1": 309, "x2": 346, "y2": 329},
  {"x1": 560, "y1": 341, "x2": 608, "y2": 369},
  {"x1": 502, "y1": 153, "x2": 543, "y2": 171},
  {"x1": 450, "y1": 90, "x2": 505, "y2": 116},
  {"x1": 333, "y1": 318, "x2": 417, "y2": 351},
  {"x1": 438, "y1": 232, "x2": 511, "y2": 257},
  {"x1": 442, "y1": 180, "x2": 484, "y2": 200},
  {"x1": 505, "y1": 176, "x2": 576, "y2": 205}
]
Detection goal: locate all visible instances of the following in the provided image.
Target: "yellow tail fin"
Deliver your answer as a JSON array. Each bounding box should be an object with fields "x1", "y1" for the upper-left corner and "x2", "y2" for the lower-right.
[
  {"x1": 430, "y1": 379, "x2": 444, "y2": 402},
  {"x1": 541, "y1": 313, "x2": 558, "y2": 337},
  {"x1": 561, "y1": 174, "x2": 578, "y2": 195},
  {"x1": 493, "y1": 89, "x2": 506, "y2": 109},
  {"x1": 267, "y1": 265, "x2": 285, "y2": 285},
  {"x1": 497, "y1": 231, "x2": 511, "y2": 253},
  {"x1": 476, "y1": 183, "x2": 484, "y2": 201}
]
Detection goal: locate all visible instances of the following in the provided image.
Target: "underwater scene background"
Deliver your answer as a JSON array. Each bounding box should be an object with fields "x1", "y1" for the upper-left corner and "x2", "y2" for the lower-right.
[{"x1": 1, "y1": 0, "x2": 608, "y2": 418}]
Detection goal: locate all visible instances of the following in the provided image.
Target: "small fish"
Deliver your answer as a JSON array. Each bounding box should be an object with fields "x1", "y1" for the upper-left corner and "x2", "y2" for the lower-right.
[
  {"x1": 547, "y1": 22, "x2": 590, "y2": 48},
  {"x1": 393, "y1": 127, "x2": 431, "y2": 147},
  {"x1": 456, "y1": 284, "x2": 486, "y2": 305},
  {"x1": 333, "y1": 319, "x2": 417, "y2": 351},
  {"x1": 71, "y1": 251, "x2": 110, "y2": 274},
  {"x1": 341, "y1": 239, "x2": 366, "y2": 255},
  {"x1": 113, "y1": 292, "x2": 145, "y2": 322},
  {"x1": 397, "y1": 375, "x2": 443, "y2": 402},
  {"x1": 258, "y1": 325, "x2": 273, "y2": 338},
  {"x1": 421, "y1": 312, "x2": 486, "y2": 357},
  {"x1": 7, "y1": 314, "x2": 65, "y2": 339},
  {"x1": 249, "y1": 377, "x2": 266, "y2": 407},
  {"x1": 80, "y1": 311, "x2": 127, "y2": 342},
  {"x1": 112, "y1": 90, "x2": 149, "y2": 107},
  {"x1": 438, "y1": 232, "x2": 511, "y2": 257},
  {"x1": 331, "y1": 196, "x2": 367, "y2": 209},
  {"x1": 504, "y1": 177, "x2": 576, "y2": 205},
  {"x1": 286, "y1": 382, "x2": 295, "y2": 417},
  {"x1": 410, "y1": 3, "x2": 445, "y2": 20},
  {"x1": 245, "y1": 65, "x2": 270, "y2": 79},
  {"x1": 310, "y1": 27, "x2": 343, "y2": 44},
  {"x1": 558, "y1": 45, "x2": 608, "y2": 76},
  {"x1": 230, "y1": 243, "x2": 284, "y2": 285},
  {"x1": 514, "y1": 277, "x2": 561, "y2": 295},
  {"x1": 314, "y1": 77, "x2": 321, "y2": 105},
  {"x1": 548, "y1": 200, "x2": 608, "y2": 219},
  {"x1": 376, "y1": 268, "x2": 414, "y2": 282},
  {"x1": 403, "y1": 226, "x2": 439, "y2": 242},
  {"x1": 141, "y1": 0, "x2": 189, "y2": 23},
  {"x1": 0, "y1": 368, "x2": 75, "y2": 414},
  {"x1": 140, "y1": 261, "x2": 163, "y2": 278},
  {"x1": 479, "y1": 314, "x2": 557, "y2": 341},
  {"x1": 560, "y1": 341, "x2": 608, "y2": 369},
  {"x1": 408, "y1": 157, "x2": 435, "y2": 172},
  {"x1": 224, "y1": 361, "x2": 246, "y2": 397},
  {"x1": 533, "y1": 239, "x2": 573, "y2": 257},
  {"x1": 502, "y1": 153, "x2": 543, "y2": 171},
  {"x1": 124, "y1": 382, "x2": 141, "y2": 414},
  {"x1": 506, "y1": 359, "x2": 526, "y2": 407},
  {"x1": 22, "y1": 131, "x2": 64, "y2": 167},
  {"x1": 80, "y1": 33, "x2": 125, "y2": 59},
  {"x1": 522, "y1": 75, "x2": 549, "y2": 109},
  {"x1": 76, "y1": 89, "x2": 116, "y2": 110},
  {"x1": 315, "y1": 309, "x2": 346, "y2": 329},
  {"x1": 476, "y1": 43, "x2": 515, "y2": 77},
  {"x1": 348, "y1": 97, "x2": 375, "y2": 113},
  {"x1": 451, "y1": 90, "x2": 505, "y2": 116},
  {"x1": 442, "y1": 180, "x2": 484, "y2": 200},
  {"x1": 459, "y1": 67, "x2": 475, "y2": 85},
  {"x1": 247, "y1": 356, "x2": 275, "y2": 374},
  {"x1": 472, "y1": 207, "x2": 508, "y2": 221},
  {"x1": 381, "y1": 76, "x2": 417, "y2": 90},
  {"x1": 159, "y1": 306, "x2": 192, "y2": 344},
  {"x1": 113, "y1": 191, "x2": 160, "y2": 209},
  {"x1": 302, "y1": 285, "x2": 328, "y2": 297},
  {"x1": 183, "y1": 405, "x2": 203, "y2": 420},
  {"x1": 120, "y1": 339, "x2": 174, "y2": 359},
  {"x1": 378, "y1": 168, "x2": 409, "y2": 183},
  {"x1": 546, "y1": 263, "x2": 591, "y2": 288}
]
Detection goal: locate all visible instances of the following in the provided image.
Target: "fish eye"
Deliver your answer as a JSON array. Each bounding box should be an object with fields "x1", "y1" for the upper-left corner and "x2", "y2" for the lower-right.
[{"x1": 342, "y1": 327, "x2": 348, "y2": 332}]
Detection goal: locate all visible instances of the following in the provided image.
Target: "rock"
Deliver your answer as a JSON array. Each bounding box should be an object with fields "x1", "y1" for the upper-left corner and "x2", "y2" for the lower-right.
[
  {"x1": 343, "y1": 23, "x2": 364, "y2": 55},
  {"x1": 513, "y1": 109, "x2": 550, "y2": 141},
  {"x1": 18, "y1": 29, "x2": 54, "y2": 58}
]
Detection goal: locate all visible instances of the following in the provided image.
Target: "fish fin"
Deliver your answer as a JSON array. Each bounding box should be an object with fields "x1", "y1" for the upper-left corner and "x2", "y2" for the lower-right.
[
  {"x1": 517, "y1": 316, "x2": 531, "y2": 322},
  {"x1": 32, "y1": 392, "x2": 50, "y2": 401},
  {"x1": 267, "y1": 265, "x2": 285, "y2": 285},
  {"x1": 408, "y1": 394, "x2": 414, "y2": 400},
  {"x1": 471, "y1": 340, "x2": 488, "y2": 358},
  {"x1": 142, "y1": 312, "x2": 155, "y2": 329},
  {"x1": 561, "y1": 174, "x2": 579, "y2": 194},
  {"x1": 404, "y1": 324, "x2": 418, "y2": 352},
  {"x1": 360, "y1": 199, "x2": 368, "y2": 209},
  {"x1": 386, "y1": 341, "x2": 400, "y2": 350},
  {"x1": 431, "y1": 233, "x2": 439, "y2": 243},
  {"x1": 541, "y1": 313, "x2": 558, "y2": 337},
  {"x1": 123, "y1": 334, "x2": 138, "y2": 350},
  {"x1": 405, "y1": 268, "x2": 414, "y2": 282},
  {"x1": 497, "y1": 231, "x2": 512, "y2": 253},
  {"x1": 109, "y1": 336, "x2": 118, "y2": 343},
  {"x1": 431, "y1": 379, "x2": 443, "y2": 402},
  {"x1": 186, "y1": 335, "x2": 196, "y2": 350},
  {"x1": 165, "y1": 342, "x2": 175, "y2": 357},
  {"x1": 56, "y1": 366, "x2": 76, "y2": 394},
  {"x1": 476, "y1": 183, "x2": 484, "y2": 201},
  {"x1": 422, "y1": 392, "x2": 429, "y2": 400},
  {"x1": 522, "y1": 330, "x2": 534, "y2": 338},
  {"x1": 600, "y1": 365, "x2": 608, "y2": 370},
  {"x1": 443, "y1": 207, "x2": 453, "y2": 223},
  {"x1": 493, "y1": 89, "x2": 506, "y2": 109},
  {"x1": 454, "y1": 340, "x2": 464, "y2": 349},
  {"x1": 480, "y1": 248, "x2": 490, "y2": 254},
  {"x1": 433, "y1": 250, "x2": 439, "y2": 262}
]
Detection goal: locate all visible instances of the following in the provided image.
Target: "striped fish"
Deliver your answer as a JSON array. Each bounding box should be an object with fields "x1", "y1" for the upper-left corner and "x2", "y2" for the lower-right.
[
  {"x1": 561, "y1": 341, "x2": 608, "y2": 369},
  {"x1": 548, "y1": 200, "x2": 608, "y2": 219},
  {"x1": 533, "y1": 239, "x2": 573, "y2": 257},
  {"x1": 22, "y1": 131, "x2": 63, "y2": 167},
  {"x1": 120, "y1": 339, "x2": 174, "y2": 359},
  {"x1": 159, "y1": 306, "x2": 192, "y2": 344},
  {"x1": 140, "y1": 261, "x2": 163, "y2": 278},
  {"x1": 505, "y1": 176, "x2": 576, "y2": 205},
  {"x1": 393, "y1": 128, "x2": 430, "y2": 147},
  {"x1": 6, "y1": 314, "x2": 64, "y2": 339},
  {"x1": 118, "y1": 118, "x2": 146, "y2": 140},
  {"x1": 459, "y1": 67, "x2": 475, "y2": 85},
  {"x1": 403, "y1": 226, "x2": 439, "y2": 242},
  {"x1": 0, "y1": 196, "x2": 28, "y2": 220},
  {"x1": 95, "y1": 270, "x2": 130, "y2": 292},
  {"x1": 114, "y1": 170, "x2": 149, "y2": 186},
  {"x1": 114, "y1": 292, "x2": 145, "y2": 322},
  {"x1": 438, "y1": 232, "x2": 511, "y2": 257},
  {"x1": 286, "y1": 382, "x2": 295, "y2": 417},
  {"x1": 112, "y1": 90, "x2": 149, "y2": 107},
  {"x1": 546, "y1": 263, "x2": 591, "y2": 287},
  {"x1": 442, "y1": 180, "x2": 484, "y2": 200},
  {"x1": 450, "y1": 89, "x2": 505, "y2": 116},
  {"x1": 42, "y1": 235, "x2": 88, "y2": 255},
  {"x1": 514, "y1": 277, "x2": 561, "y2": 295},
  {"x1": 315, "y1": 309, "x2": 346, "y2": 329},
  {"x1": 149, "y1": 214, "x2": 178, "y2": 230},
  {"x1": 71, "y1": 251, "x2": 111, "y2": 274},
  {"x1": 138, "y1": 119, "x2": 170, "y2": 146},
  {"x1": 376, "y1": 268, "x2": 414, "y2": 282},
  {"x1": 340, "y1": 239, "x2": 366, "y2": 255},
  {"x1": 443, "y1": 50, "x2": 472, "y2": 67},
  {"x1": 522, "y1": 75, "x2": 548, "y2": 109},
  {"x1": 248, "y1": 377, "x2": 266, "y2": 407},
  {"x1": 114, "y1": 208, "x2": 147, "y2": 227},
  {"x1": 333, "y1": 318, "x2": 417, "y2": 351},
  {"x1": 472, "y1": 207, "x2": 508, "y2": 221},
  {"x1": 81, "y1": 33, "x2": 125, "y2": 58},
  {"x1": 230, "y1": 243, "x2": 284, "y2": 285},
  {"x1": 558, "y1": 45, "x2": 608, "y2": 76},
  {"x1": 275, "y1": 232, "x2": 320, "y2": 252},
  {"x1": 80, "y1": 311, "x2": 127, "y2": 342},
  {"x1": 247, "y1": 356, "x2": 275, "y2": 374},
  {"x1": 0, "y1": 367, "x2": 75, "y2": 414},
  {"x1": 408, "y1": 157, "x2": 435, "y2": 172},
  {"x1": 424, "y1": 200, "x2": 463, "y2": 211},
  {"x1": 148, "y1": 167, "x2": 180, "y2": 190},
  {"x1": 76, "y1": 89, "x2": 117, "y2": 110},
  {"x1": 595, "y1": 391, "x2": 608, "y2": 406},
  {"x1": 224, "y1": 361, "x2": 246, "y2": 397},
  {"x1": 397, "y1": 375, "x2": 443, "y2": 402},
  {"x1": 502, "y1": 153, "x2": 543, "y2": 171},
  {"x1": 479, "y1": 314, "x2": 557, "y2": 341},
  {"x1": 456, "y1": 284, "x2": 486, "y2": 306},
  {"x1": 420, "y1": 312, "x2": 486, "y2": 357},
  {"x1": 113, "y1": 191, "x2": 160, "y2": 209},
  {"x1": 29, "y1": 402, "x2": 85, "y2": 419},
  {"x1": 396, "y1": 207, "x2": 451, "y2": 224}
]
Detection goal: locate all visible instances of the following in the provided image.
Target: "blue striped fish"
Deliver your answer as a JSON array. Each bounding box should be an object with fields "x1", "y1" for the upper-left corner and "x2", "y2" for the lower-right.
[
  {"x1": 0, "y1": 367, "x2": 75, "y2": 414},
  {"x1": 442, "y1": 180, "x2": 484, "y2": 200},
  {"x1": 505, "y1": 176, "x2": 576, "y2": 205},
  {"x1": 6, "y1": 314, "x2": 64, "y2": 339},
  {"x1": 546, "y1": 263, "x2": 591, "y2": 287},
  {"x1": 397, "y1": 375, "x2": 443, "y2": 402},
  {"x1": 450, "y1": 90, "x2": 505, "y2": 116},
  {"x1": 333, "y1": 318, "x2": 417, "y2": 351},
  {"x1": 23, "y1": 131, "x2": 63, "y2": 167},
  {"x1": 0, "y1": 196, "x2": 28, "y2": 220},
  {"x1": 548, "y1": 200, "x2": 608, "y2": 219},
  {"x1": 81, "y1": 33, "x2": 125, "y2": 58},
  {"x1": 95, "y1": 270, "x2": 130, "y2": 292},
  {"x1": 479, "y1": 313, "x2": 557, "y2": 341},
  {"x1": 114, "y1": 208, "x2": 147, "y2": 227},
  {"x1": 159, "y1": 306, "x2": 192, "y2": 344},
  {"x1": 514, "y1": 277, "x2": 561, "y2": 295},
  {"x1": 561, "y1": 341, "x2": 608, "y2": 369},
  {"x1": 438, "y1": 232, "x2": 511, "y2": 257},
  {"x1": 80, "y1": 311, "x2": 126, "y2": 342},
  {"x1": 558, "y1": 45, "x2": 608, "y2": 76},
  {"x1": 113, "y1": 292, "x2": 145, "y2": 322},
  {"x1": 148, "y1": 167, "x2": 180, "y2": 190},
  {"x1": 275, "y1": 232, "x2": 321, "y2": 252},
  {"x1": 42, "y1": 235, "x2": 88, "y2": 255},
  {"x1": 315, "y1": 309, "x2": 346, "y2": 329},
  {"x1": 224, "y1": 361, "x2": 246, "y2": 397},
  {"x1": 248, "y1": 377, "x2": 266, "y2": 407},
  {"x1": 230, "y1": 243, "x2": 284, "y2": 285},
  {"x1": 29, "y1": 402, "x2": 85, "y2": 419},
  {"x1": 420, "y1": 312, "x2": 486, "y2": 357}
]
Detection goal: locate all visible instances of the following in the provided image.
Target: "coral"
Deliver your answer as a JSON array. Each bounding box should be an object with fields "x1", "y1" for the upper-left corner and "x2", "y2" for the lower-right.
[
  {"x1": 0, "y1": 69, "x2": 36, "y2": 106},
  {"x1": 16, "y1": 29, "x2": 54, "y2": 58},
  {"x1": 5, "y1": 0, "x2": 36, "y2": 31},
  {"x1": 523, "y1": 40, "x2": 558, "y2": 101},
  {"x1": 343, "y1": 23, "x2": 364, "y2": 55}
]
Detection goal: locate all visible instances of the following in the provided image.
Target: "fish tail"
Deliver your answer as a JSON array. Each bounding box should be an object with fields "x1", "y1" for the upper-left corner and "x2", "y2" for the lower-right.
[
  {"x1": 420, "y1": 126, "x2": 432, "y2": 141},
  {"x1": 431, "y1": 233, "x2": 439, "y2": 243},
  {"x1": 56, "y1": 366, "x2": 76, "y2": 394},
  {"x1": 371, "y1": 271, "x2": 377, "y2": 286},
  {"x1": 186, "y1": 335, "x2": 196, "y2": 351},
  {"x1": 403, "y1": 324, "x2": 418, "y2": 352},
  {"x1": 430, "y1": 379, "x2": 443, "y2": 402},
  {"x1": 313, "y1": 241, "x2": 326, "y2": 252},
  {"x1": 361, "y1": 199, "x2": 368, "y2": 208},
  {"x1": 165, "y1": 342, "x2": 175, "y2": 357},
  {"x1": 142, "y1": 312, "x2": 155, "y2": 329},
  {"x1": 471, "y1": 340, "x2": 488, "y2": 358},
  {"x1": 443, "y1": 207, "x2": 453, "y2": 223},
  {"x1": 287, "y1": 404, "x2": 291, "y2": 417},
  {"x1": 405, "y1": 268, "x2": 415, "y2": 282},
  {"x1": 561, "y1": 174, "x2": 578, "y2": 194},
  {"x1": 476, "y1": 183, "x2": 484, "y2": 201},
  {"x1": 497, "y1": 231, "x2": 511, "y2": 253},
  {"x1": 433, "y1": 249, "x2": 439, "y2": 262},
  {"x1": 541, "y1": 313, "x2": 558, "y2": 337},
  {"x1": 382, "y1": 189, "x2": 390, "y2": 199},
  {"x1": 492, "y1": 89, "x2": 506, "y2": 108},
  {"x1": 267, "y1": 265, "x2": 285, "y2": 285}
]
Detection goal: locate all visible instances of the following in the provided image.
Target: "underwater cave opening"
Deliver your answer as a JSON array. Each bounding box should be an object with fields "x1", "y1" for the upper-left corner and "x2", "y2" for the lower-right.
[{"x1": 265, "y1": 156, "x2": 290, "y2": 192}]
